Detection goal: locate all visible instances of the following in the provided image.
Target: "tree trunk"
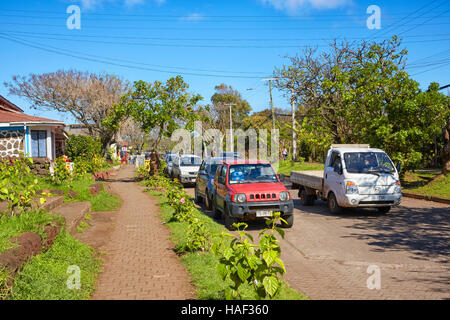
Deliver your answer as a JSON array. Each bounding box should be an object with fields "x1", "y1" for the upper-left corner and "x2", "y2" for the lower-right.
[{"x1": 443, "y1": 116, "x2": 450, "y2": 175}]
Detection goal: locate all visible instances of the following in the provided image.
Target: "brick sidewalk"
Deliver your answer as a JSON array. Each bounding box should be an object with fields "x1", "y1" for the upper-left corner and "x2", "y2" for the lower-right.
[{"x1": 92, "y1": 165, "x2": 195, "y2": 300}]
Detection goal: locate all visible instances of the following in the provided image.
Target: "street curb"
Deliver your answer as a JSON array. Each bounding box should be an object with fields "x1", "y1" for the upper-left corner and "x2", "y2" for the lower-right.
[{"x1": 401, "y1": 192, "x2": 450, "y2": 205}]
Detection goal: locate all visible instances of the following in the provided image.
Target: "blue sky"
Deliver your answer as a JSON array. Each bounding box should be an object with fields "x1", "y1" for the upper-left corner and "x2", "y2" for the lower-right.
[{"x1": 0, "y1": 0, "x2": 449, "y2": 123}]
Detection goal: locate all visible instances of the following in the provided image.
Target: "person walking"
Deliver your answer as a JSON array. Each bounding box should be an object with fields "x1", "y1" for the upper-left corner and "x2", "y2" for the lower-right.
[{"x1": 282, "y1": 147, "x2": 288, "y2": 161}]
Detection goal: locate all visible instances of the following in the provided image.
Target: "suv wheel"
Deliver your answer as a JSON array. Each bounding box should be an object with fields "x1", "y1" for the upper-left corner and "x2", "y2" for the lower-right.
[
  {"x1": 327, "y1": 192, "x2": 342, "y2": 214},
  {"x1": 280, "y1": 214, "x2": 294, "y2": 228},
  {"x1": 224, "y1": 205, "x2": 237, "y2": 231},
  {"x1": 194, "y1": 187, "x2": 202, "y2": 204},
  {"x1": 212, "y1": 196, "x2": 222, "y2": 220},
  {"x1": 205, "y1": 192, "x2": 212, "y2": 210}
]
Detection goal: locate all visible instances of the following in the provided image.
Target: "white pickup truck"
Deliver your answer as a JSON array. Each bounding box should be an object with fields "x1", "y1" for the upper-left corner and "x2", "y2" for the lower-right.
[{"x1": 290, "y1": 145, "x2": 402, "y2": 214}]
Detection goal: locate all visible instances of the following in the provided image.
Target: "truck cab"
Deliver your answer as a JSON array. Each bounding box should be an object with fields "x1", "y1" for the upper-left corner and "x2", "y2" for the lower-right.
[{"x1": 291, "y1": 145, "x2": 402, "y2": 214}]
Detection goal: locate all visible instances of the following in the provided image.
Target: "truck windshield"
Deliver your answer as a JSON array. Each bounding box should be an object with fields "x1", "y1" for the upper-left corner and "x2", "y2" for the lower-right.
[
  {"x1": 228, "y1": 164, "x2": 278, "y2": 184},
  {"x1": 343, "y1": 152, "x2": 395, "y2": 174},
  {"x1": 181, "y1": 157, "x2": 202, "y2": 166}
]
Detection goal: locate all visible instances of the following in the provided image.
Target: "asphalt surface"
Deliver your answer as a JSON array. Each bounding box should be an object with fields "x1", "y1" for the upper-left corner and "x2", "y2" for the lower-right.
[{"x1": 185, "y1": 183, "x2": 450, "y2": 300}]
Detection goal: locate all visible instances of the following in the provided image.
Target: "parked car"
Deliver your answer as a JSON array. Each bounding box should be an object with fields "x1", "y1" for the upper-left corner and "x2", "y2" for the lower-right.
[
  {"x1": 171, "y1": 154, "x2": 202, "y2": 186},
  {"x1": 211, "y1": 159, "x2": 294, "y2": 230},
  {"x1": 194, "y1": 157, "x2": 228, "y2": 210},
  {"x1": 163, "y1": 153, "x2": 178, "y2": 177},
  {"x1": 290, "y1": 144, "x2": 402, "y2": 214}
]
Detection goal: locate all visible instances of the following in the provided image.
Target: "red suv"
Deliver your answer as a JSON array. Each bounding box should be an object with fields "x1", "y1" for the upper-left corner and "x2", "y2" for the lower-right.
[{"x1": 211, "y1": 159, "x2": 294, "y2": 230}]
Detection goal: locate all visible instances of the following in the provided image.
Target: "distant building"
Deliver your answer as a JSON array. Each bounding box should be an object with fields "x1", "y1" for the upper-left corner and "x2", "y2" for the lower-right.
[
  {"x1": 0, "y1": 95, "x2": 66, "y2": 160},
  {"x1": 65, "y1": 124, "x2": 91, "y2": 136}
]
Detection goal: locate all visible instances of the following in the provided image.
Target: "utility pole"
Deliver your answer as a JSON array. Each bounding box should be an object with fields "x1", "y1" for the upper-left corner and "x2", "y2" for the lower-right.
[
  {"x1": 291, "y1": 88, "x2": 297, "y2": 161},
  {"x1": 223, "y1": 103, "x2": 236, "y2": 152},
  {"x1": 262, "y1": 78, "x2": 277, "y2": 129}
]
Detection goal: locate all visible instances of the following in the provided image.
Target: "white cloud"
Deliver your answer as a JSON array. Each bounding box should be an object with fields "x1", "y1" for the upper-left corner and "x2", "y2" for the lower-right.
[
  {"x1": 78, "y1": 0, "x2": 161, "y2": 10},
  {"x1": 260, "y1": 0, "x2": 350, "y2": 13},
  {"x1": 180, "y1": 13, "x2": 204, "y2": 22}
]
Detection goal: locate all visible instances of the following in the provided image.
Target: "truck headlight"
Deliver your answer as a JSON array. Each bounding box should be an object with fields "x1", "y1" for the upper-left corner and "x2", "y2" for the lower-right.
[
  {"x1": 234, "y1": 193, "x2": 246, "y2": 203},
  {"x1": 279, "y1": 191, "x2": 290, "y2": 201},
  {"x1": 394, "y1": 180, "x2": 401, "y2": 193},
  {"x1": 346, "y1": 181, "x2": 358, "y2": 194}
]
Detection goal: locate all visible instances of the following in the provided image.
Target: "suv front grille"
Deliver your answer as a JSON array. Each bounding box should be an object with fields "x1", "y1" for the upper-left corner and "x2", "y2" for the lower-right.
[{"x1": 249, "y1": 193, "x2": 277, "y2": 201}]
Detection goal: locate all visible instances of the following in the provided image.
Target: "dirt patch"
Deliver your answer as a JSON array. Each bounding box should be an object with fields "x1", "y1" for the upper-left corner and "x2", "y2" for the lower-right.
[
  {"x1": 89, "y1": 183, "x2": 103, "y2": 196},
  {"x1": 74, "y1": 211, "x2": 118, "y2": 251}
]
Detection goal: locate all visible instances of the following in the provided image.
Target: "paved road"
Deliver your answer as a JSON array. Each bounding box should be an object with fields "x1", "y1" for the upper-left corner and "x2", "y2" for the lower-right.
[{"x1": 185, "y1": 185, "x2": 450, "y2": 300}]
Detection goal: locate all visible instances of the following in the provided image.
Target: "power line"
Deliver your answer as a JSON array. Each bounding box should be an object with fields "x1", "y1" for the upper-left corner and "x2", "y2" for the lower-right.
[
  {"x1": 1, "y1": 21, "x2": 449, "y2": 31},
  {"x1": 375, "y1": 0, "x2": 442, "y2": 37},
  {"x1": 0, "y1": 33, "x2": 271, "y2": 79},
  {"x1": 3, "y1": 30, "x2": 450, "y2": 43},
  {"x1": 3, "y1": 31, "x2": 450, "y2": 49}
]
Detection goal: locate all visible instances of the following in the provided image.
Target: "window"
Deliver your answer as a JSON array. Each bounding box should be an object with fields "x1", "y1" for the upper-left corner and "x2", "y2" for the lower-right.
[
  {"x1": 30, "y1": 130, "x2": 47, "y2": 158},
  {"x1": 329, "y1": 152, "x2": 341, "y2": 168},
  {"x1": 228, "y1": 164, "x2": 278, "y2": 184},
  {"x1": 343, "y1": 152, "x2": 395, "y2": 173}
]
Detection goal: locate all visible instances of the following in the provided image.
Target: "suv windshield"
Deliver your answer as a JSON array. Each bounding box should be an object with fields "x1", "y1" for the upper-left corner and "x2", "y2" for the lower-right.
[
  {"x1": 228, "y1": 164, "x2": 278, "y2": 184},
  {"x1": 343, "y1": 152, "x2": 395, "y2": 174},
  {"x1": 180, "y1": 156, "x2": 202, "y2": 166}
]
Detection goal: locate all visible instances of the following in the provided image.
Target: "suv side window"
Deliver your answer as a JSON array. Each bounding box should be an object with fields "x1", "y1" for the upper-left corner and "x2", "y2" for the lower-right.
[{"x1": 215, "y1": 165, "x2": 222, "y2": 180}]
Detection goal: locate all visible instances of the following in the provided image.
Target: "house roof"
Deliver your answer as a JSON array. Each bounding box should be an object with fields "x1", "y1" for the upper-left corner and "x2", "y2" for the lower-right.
[
  {"x1": 0, "y1": 95, "x2": 64, "y2": 126},
  {"x1": 0, "y1": 109, "x2": 65, "y2": 126},
  {"x1": 0, "y1": 95, "x2": 24, "y2": 113}
]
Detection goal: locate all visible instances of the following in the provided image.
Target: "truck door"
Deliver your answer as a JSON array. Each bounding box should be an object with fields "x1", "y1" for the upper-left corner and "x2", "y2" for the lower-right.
[{"x1": 324, "y1": 151, "x2": 343, "y2": 199}]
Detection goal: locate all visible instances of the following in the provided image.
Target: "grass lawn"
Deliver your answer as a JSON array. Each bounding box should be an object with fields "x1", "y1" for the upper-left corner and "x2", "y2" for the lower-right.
[
  {"x1": 403, "y1": 173, "x2": 450, "y2": 199},
  {"x1": 277, "y1": 160, "x2": 324, "y2": 175},
  {"x1": 147, "y1": 189, "x2": 308, "y2": 300},
  {"x1": 0, "y1": 210, "x2": 61, "y2": 254},
  {"x1": 9, "y1": 231, "x2": 100, "y2": 300},
  {"x1": 36, "y1": 174, "x2": 121, "y2": 212}
]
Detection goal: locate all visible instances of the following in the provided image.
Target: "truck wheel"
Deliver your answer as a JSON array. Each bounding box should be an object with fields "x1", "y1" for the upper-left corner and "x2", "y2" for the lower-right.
[
  {"x1": 224, "y1": 205, "x2": 237, "y2": 231},
  {"x1": 280, "y1": 214, "x2": 294, "y2": 228},
  {"x1": 377, "y1": 206, "x2": 391, "y2": 214},
  {"x1": 327, "y1": 192, "x2": 342, "y2": 214},
  {"x1": 300, "y1": 189, "x2": 315, "y2": 206}
]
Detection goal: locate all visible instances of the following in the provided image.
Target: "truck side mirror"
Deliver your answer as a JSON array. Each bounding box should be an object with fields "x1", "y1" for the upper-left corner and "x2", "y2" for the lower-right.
[
  {"x1": 334, "y1": 162, "x2": 343, "y2": 175},
  {"x1": 396, "y1": 162, "x2": 401, "y2": 173}
]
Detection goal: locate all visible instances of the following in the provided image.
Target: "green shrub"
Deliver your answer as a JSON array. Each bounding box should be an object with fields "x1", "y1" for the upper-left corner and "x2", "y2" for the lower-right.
[
  {"x1": 212, "y1": 213, "x2": 287, "y2": 300},
  {"x1": 0, "y1": 156, "x2": 47, "y2": 214},
  {"x1": 66, "y1": 135, "x2": 102, "y2": 161}
]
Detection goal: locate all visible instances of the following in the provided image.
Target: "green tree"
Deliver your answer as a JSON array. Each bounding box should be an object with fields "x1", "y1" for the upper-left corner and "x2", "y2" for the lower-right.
[
  {"x1": 210, "y1": 84, "x2": 252, "y2": 132},
  {"x1": 274, "y1": 37, "x2": 450, "y2": 170},
  {"x1": 121, "y1": 76, "x2": 203, "y2": 174}
]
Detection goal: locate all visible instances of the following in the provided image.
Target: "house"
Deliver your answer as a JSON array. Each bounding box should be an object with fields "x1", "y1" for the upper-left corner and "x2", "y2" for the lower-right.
[{"x1": 0, "y1": 95, "x2": 66, "y2": 160}]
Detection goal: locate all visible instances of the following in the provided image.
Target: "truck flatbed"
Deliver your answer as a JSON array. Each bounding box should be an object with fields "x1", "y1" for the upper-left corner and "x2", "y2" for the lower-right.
[{"x1": 290, "y1": 170, "x2": 324, "y2": 191}]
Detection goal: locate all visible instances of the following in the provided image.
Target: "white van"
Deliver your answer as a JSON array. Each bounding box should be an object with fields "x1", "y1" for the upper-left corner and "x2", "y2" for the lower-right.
[{"x1": 171, "y1": 154, "x2": 202, "y2": 186}]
